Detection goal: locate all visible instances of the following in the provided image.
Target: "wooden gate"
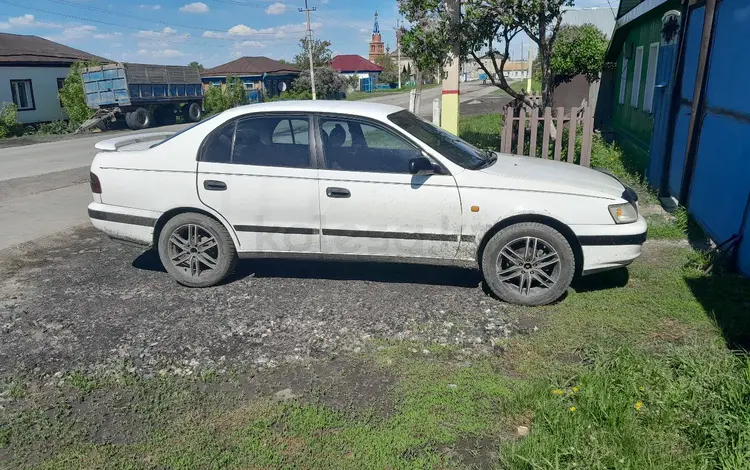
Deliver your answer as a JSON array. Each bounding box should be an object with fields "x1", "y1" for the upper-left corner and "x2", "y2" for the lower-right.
[{"x1": 500, "y1": 102, "x2": 595, "y2": 167}]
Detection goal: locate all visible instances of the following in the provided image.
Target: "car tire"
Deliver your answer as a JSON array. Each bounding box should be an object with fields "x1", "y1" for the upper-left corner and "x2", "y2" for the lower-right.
[
  {"x1": 130, "y1": 107, "x2": 151, "y2": 130},
  {"x1": 481, "y1": 222, "x2": 575, "y2": 306},
  {"x1": 184, "y1": 102, "x2": 202, "y2": 122},
  {"x1": 157, "y1": 213, "x2": 237, "y2": 288}
]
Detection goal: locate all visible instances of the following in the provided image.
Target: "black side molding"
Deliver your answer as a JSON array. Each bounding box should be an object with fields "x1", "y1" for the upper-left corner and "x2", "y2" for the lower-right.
[
  {"x1": 578, "y1": 232, "x2": 647, "y2": 246},
  {"x1": 88, "y1": 209, "x2": 157, "y2": 227}
]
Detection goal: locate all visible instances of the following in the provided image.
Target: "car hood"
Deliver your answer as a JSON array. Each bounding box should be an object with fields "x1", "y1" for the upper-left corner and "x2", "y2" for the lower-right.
[{"x1": 476, "y1": 154, "x2": 626, "y2": 199}]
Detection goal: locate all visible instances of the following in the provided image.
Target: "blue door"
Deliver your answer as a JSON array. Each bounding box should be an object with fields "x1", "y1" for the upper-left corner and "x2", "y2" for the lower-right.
[
  {"x1": 646, "y1": 35, "x2": 678, "y2": 189},
  {"x1": 667, "y1": 5, "x2": 705, "y2": 197}
]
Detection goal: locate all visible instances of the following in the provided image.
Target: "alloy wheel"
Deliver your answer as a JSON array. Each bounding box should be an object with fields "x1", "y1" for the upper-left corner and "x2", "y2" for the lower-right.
[
  {"x1": 167, "y1": 224, "x2": 219, "y2": 278},
  {"x1": 496, "y1": 236, "x2": 560, "y2": 296}
]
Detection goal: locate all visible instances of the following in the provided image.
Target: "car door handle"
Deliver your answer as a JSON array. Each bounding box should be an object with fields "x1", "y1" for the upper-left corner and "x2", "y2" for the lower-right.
[
  {"x1": 203, "y1": 180, "x2": 227, "y2": 191},
  {"x1": 326, "y1": 187, "x2": 351, "y2": 198}
]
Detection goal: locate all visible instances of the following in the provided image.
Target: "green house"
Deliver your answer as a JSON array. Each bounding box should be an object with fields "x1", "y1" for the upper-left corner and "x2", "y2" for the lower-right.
[{"x1": 598, "y1": 0, "x2": 681, "y2": 174}]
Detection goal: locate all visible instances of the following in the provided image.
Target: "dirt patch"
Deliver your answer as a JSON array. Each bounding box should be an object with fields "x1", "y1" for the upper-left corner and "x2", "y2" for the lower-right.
[{"x1": 0, "y1": 226, "x2": 514, "y2": 380}]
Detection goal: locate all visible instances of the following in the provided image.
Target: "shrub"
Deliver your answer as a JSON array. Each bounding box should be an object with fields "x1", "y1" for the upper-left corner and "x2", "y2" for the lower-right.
[
  {"x1": 0, "y1": 102, "x2": 22, "y2": 138},
  {"x1": 204, "y1": 86, "x2": 229, "y2": 115},
  {"x1": 35, "y1": 120, "x2": 76, "y2": 135},
  {"x1": 265, "y1": 90, "x2": 313, "y2": 102},
  {"x1": 292, "y1": 67, "x2": 347, "y2": 100},
  {"x1": 59, "y1": 61, "x2": 99, "y2": 125}
]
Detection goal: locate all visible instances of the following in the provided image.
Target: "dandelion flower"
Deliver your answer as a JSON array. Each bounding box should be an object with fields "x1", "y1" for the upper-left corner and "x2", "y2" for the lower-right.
[
  {"x1": 634, "y1": 401, "x2": 643, "y2": 411},
  {"x1": 572, "y1": 386, "x2": 580, "y2": 393},
  {"x1": 552, "y1": 389, "x2": 564, "y2": 396},
  {"x1": 569, "y1": 406, "x2": 576, "y2": 413}
]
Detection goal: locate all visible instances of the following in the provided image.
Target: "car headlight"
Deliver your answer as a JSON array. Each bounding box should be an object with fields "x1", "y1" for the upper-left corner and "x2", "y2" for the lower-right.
[{"x1": 608, "y1": 203, "x2": 638, "y2": 224}]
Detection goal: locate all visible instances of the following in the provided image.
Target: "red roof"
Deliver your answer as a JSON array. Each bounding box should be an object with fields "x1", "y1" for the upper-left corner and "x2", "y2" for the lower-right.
[{"x1": 330, "y1": 55, "x2": 382, "y2": 73}]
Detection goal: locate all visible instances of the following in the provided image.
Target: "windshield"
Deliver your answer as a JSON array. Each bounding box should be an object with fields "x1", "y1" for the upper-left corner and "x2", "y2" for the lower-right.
[{"x1": 387, "y1": 110, "x2": 488, "y2": 169}]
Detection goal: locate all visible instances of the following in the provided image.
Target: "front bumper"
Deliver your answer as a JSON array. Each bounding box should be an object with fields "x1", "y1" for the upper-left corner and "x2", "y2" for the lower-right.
[{"x1": 571, "y1": 215, "x2": 648, "y2": 275}]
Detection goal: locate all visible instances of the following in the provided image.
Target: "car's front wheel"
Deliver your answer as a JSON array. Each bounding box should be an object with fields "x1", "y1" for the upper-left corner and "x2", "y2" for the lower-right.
[
  {"x1": 157, "y1": 213, "x2": 237, "y2": 288},
  {"x1": 481, "y1": 222, "x2": 575, "y2": 306}
]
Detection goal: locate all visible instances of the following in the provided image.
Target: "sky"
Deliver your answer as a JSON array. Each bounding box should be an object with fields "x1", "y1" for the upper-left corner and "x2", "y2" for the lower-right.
[{"x1": 0, "y1": 0, "x2": 620, "y2": 68}]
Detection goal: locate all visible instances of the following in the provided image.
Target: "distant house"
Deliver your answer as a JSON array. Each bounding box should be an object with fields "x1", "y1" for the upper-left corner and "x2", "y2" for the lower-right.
[
  {"x1": 0, "y1": 32, "x2": 107, "y2": 124},
  {"x1": 200, "y1": 57, "x2": 299, "y2": 102},
  {"x1": 330, "y1": 55, "x2": 382, "y2": 90}
]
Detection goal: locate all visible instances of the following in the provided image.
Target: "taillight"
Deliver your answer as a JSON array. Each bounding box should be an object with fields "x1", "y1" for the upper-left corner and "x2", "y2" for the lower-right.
[{"x1": 90, "y1": 172, "x2": 102, "y2": 194}]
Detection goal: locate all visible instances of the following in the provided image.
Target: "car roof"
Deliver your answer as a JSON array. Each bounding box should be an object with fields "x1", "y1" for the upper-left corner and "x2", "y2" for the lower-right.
[{"x1": 218, "y1": 100, "x2": 405, "y2": 121}]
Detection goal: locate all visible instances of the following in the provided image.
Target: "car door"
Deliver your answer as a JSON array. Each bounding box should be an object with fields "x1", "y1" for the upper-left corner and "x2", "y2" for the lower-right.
[
  {"x1": 315, "y1": 114, "x2": 462, "y2": 259},
  {"x1": 197, "y1": 113, "x2": 321, "y2": 253}
]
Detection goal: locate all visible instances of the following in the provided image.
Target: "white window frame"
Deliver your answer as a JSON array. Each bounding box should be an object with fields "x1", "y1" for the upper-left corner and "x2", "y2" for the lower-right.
[
  {"x1": 643, "y1": 42, "x2": 660, "y2": 113},
  {"x1": 10, "y1": 79, "x2": 35, "y2": 111},
  {"x1": 619, "y1": 57, "x2": 629, "y2": 104},
  {"x1": 631, "y1": 46, "x2": 644, "y2": 108}
]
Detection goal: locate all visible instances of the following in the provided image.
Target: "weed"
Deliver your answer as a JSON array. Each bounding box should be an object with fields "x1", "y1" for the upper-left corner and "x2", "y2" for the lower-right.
[{"x1": 68, "y1": 371, "x2": 99, "y2": 393}]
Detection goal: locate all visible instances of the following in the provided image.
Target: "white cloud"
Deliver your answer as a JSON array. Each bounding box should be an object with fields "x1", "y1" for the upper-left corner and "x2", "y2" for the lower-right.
[
  {"x1": 202, "y1": 31, "x2": 223, "y2": 38},
  {"x1": 138, "y1": 48, "x2": 185, "y2": 58},
  {"x1": 135, "y1": 26, "x2": 190, "y2": 42},
  {"x1": 61, "y1": 25, "x2": 97, "y2": 39},
  {"x1": 179, "y1": 2, "x2": 209, "y2": 13},
  {"x1": 139, "y1": 4, "x2": 161, "y2": 10},
  {"x1": 228, "y1": 22, "x2": 317, "y2": 38},
  {"x1": 265, "y1": 2, "x2": 288, "y2": 15},
  {"x1": 235, "y1": 40, "x2": 265, "y2": 48},
  {"x1": 1, "y1": 14, "x2": 62, "y2": 29}
]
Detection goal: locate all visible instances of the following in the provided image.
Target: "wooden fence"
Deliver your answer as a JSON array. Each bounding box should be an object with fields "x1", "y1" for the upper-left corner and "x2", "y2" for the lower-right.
[{"x1": 500, "y1": 101, "x2": 595, "y2": 167}]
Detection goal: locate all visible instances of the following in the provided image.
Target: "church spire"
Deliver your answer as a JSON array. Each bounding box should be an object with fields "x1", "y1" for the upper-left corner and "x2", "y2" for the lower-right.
[{"x1": 373, "y1": 10, "x2": 380, "y2": 34}]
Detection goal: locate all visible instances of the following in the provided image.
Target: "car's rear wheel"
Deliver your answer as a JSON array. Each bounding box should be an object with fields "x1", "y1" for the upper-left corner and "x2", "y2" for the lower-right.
[
  {"x1": 157, "y1": 213, "x2": 237, "y2": 288},
  {"x1": 481, "y1": 222, "x2": 575, "y2": 306}
]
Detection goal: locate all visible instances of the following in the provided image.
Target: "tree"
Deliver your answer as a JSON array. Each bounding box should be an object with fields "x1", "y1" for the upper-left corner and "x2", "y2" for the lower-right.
[
  {"x1": 399, "y1": 0, "x2": 574, "y2": 108},
  {"x1": 293, "y1": 38, "x2": 333, "y2": 70},
  {"x1": 374, "y1": 54, "x2": 399, "y2": 84},
  {"x1": 548, "y1": 24, "x2": 608, "y2": 84},
  {"x1": 59, "y1": 61, "x2": 99, "y2": 125},
  {"x1": 188, "y1": 61, "x2": 204, "y2": 71},
  {"x1": 292, "y1": 67, "x2": 347, "y2": 99}
]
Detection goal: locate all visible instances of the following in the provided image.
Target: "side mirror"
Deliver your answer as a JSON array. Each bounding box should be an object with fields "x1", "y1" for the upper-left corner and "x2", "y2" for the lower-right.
[{"x1": 409, "y1": 156, "x2": 436, "y2": 175}]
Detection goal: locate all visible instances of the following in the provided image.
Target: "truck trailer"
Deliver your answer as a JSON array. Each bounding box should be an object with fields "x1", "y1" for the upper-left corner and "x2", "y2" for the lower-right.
[{"x1": 79, "y1": 63, "x2": 204, "y2": 132}]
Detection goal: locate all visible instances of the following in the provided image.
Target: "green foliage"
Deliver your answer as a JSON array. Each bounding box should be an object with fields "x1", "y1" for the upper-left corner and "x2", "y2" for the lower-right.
[
  {"x1": 35, "y1": 120, "x2": 77, "y2": 135},
  {"x1": 59, "y1": 61, "x2": 99, "y2": 125},
  {"x1": 399, "y1": 0, "x2": 574, "y2": 106},
  {"x1": 0, "y1": 102, "x2": 22, "y2": 138},
  {"x1": 265, "y1": 89, "x2": 313, "y2": 102},
  {"x1": 225, "y1": 77, "x2": 247, "y2": 108},
  {"x1": 293, "y1": 38, "x2": 333, "y2": 70},
  {"x1": 459, "y1": 113, "x2": 503, "y2": 150},
  {"x1": 203, "y1": 86, "x2": 229, "y2": 115},
  {"x1": 374, "y1": 54, "x2": 399, "y2": 84},
  {"x1": 292, "y1": 67, "x2": 347, "y2": 100},
  {"x1": 550, "y1": 24, "x2": 609, "y2": 83},
  {"x1": 188, "y1": 61, "x2": 204, "y2": 71},
  {"x1": 203, "y1": 78, "x2": 247, "y2": 115}
]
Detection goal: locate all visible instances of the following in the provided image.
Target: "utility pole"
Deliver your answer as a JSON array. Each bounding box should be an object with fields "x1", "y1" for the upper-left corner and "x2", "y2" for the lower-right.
[
  {"x1": 299, "y1": 0, "x2": 317, "y2": 100},
  {"x1": 394, "y1": 19, "x2": 402, "y2": 89},
  {"x1": 440, "y1": 0, "x2": 460, "y2": 135},
  {"x1": 526, "y1": 42, "x2": 534, "y2": 93}
]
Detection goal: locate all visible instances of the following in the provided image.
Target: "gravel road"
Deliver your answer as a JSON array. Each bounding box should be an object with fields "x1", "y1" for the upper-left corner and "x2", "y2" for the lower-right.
[{"x1": 0, "y1": 226, "x2": 514, "y2": 381}]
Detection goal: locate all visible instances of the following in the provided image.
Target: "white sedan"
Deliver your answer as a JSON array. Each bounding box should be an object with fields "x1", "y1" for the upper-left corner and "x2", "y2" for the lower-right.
[{"x1": 88, "y1": 101, "x2": 646, "y2": 306}]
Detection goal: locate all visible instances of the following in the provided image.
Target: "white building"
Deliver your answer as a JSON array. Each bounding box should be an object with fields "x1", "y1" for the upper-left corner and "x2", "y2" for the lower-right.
[{"x1": 0, "y1": 33, "x2": 106, "y2": 124}]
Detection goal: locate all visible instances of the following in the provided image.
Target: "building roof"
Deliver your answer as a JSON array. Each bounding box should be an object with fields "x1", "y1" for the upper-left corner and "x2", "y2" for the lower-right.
[
  {"x1": 330, "y1": 55, "x2": 382, "y2": 73},
  {"x1": 502, "y1": 61, "x2": 528, "y2": 72},
  {"x1": 0, "y1": 32, "x2": 107, "y2": 65},
  {"x1": 561, "y1": 7, "x2": 617, "y2": 39},
  {"x1": 201, "y1": 56, "x2": 299, "y2": 77}
]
